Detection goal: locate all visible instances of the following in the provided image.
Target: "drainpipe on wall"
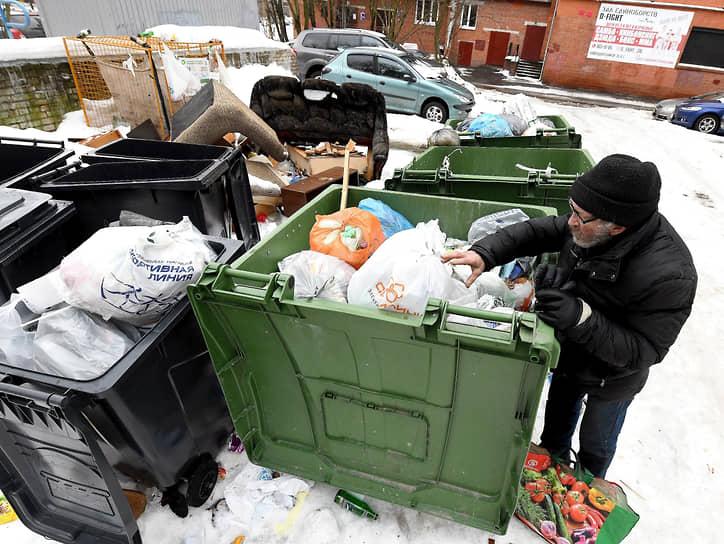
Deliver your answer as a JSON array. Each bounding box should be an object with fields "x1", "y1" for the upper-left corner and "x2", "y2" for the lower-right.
[{"x1": 540, "y1": 0, "x2": 560, "y2": 80}]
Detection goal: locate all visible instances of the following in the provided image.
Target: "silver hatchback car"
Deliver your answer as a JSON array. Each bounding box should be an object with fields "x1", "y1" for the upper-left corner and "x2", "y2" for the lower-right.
[{"x1": 293, "y1": 28, "x2": 428, "y2": 80}]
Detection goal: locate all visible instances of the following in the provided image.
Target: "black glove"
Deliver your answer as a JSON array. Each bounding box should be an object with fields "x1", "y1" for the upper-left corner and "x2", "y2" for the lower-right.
[
  {"x1": 535, "y1": 282, "x2": 582, "y2": 331},
  {"x1": 534, "y1": 264, "x2": 568, "y2": 291}
]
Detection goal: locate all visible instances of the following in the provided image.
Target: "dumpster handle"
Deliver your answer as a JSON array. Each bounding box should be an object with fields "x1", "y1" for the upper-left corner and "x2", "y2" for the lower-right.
[
  {"x1": 211, "y1": 266, "x2": 278, "y2": 304},
  {"x1": 440, "y1": 303, "x2": 518, "y2": 344},
  {"x1": 0, "y1": 381, "x2": 65, "y2": 411}
]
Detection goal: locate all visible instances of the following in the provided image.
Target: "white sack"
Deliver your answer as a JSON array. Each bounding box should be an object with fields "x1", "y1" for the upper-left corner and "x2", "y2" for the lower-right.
[{"x1": 58, "y1": 218, "x2": 215, "y2": 326}]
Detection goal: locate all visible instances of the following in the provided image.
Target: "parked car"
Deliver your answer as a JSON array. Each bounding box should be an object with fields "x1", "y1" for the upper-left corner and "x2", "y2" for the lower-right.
[
  {"x1": 653, "y1": 90, "x2": 724, "y2": 120},
  {"x1": 670, "y1": 98, "x2": 724, "y2": 135},
  {"x1": 292, "y1": 27, "x2": 445, "y2": 80},
  {"x1": 320, "y1": 47, "x2": 475, "y2": 123}
]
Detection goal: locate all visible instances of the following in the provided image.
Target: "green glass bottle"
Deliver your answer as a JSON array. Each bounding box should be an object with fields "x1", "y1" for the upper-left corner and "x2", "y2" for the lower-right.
[{"x1": 333, "y1": 490, "x2": 379, "y2": 520}]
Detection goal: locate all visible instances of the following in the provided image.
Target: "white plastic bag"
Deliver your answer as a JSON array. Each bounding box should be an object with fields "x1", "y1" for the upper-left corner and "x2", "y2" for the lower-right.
[
  {"x1": 161, "y1": 45, "x2": 201, "y2": 101},
  {"x1": 58, "y1": 218, "x2": 215, "y2": 326},
  {"x1": 32, "y1": 306, "x2": 135, "y2": 380},
  {"x1": 278, "y1": 250, "x2": 356, "y2": 302},
  {"x1": 0, "y1": 295, "x2": 35, "y2": 368},
  {"x1": 348, "y1": 220, "x2": 472, "y2": 316}
]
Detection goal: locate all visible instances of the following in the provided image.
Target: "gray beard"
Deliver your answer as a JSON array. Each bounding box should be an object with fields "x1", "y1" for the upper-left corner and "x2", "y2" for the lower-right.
[{"x1": 572, "y1": 227, "x2": 614, "y2": 249}]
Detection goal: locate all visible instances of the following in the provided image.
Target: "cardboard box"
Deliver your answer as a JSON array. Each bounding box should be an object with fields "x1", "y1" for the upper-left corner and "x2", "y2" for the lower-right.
[
  {"x1": 286, "y1": 144, "x2": 369, "y2": 176},
  {"x1": 247, "y1": 155, "x2": 288, "y2": 189},
  {"x1": 281, "y1": 167, "x2": 358, "y2": 217},
  {"x1": 78, "y1": 129, "x2": 123, "y2": 148}
]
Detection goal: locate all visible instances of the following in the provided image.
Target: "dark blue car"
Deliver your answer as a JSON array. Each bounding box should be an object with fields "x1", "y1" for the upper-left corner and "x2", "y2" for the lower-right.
[{"x1": 671, "y1": 98, "x2": 724, "y2": 135}]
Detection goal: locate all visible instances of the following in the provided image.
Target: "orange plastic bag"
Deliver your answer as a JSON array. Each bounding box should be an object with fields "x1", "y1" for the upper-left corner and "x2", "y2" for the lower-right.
[{"x1": 309, "y1": 208, "x2": 385, "y2": 269}]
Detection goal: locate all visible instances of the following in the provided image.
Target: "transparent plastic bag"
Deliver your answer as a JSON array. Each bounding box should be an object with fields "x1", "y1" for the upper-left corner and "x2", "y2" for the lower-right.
[
  {"x1": 32, "y1": 306, "x2": 135, "y2": 380},
  {"x1": 467, "y1": 208, "x2": 530, "y2": 243},
  {"x1": 278, "y1": 250, "x2": 356, "y2": 302},
  {"x1": 0, "y1": 295, "x2": 35, "y2": 368}
]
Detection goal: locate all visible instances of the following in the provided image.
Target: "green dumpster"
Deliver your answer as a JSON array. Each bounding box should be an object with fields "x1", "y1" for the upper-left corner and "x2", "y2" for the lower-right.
[
  {"x1": 385, "y1": 146, "x2": 596, "y2": 216},
  {"x1": 447, "y1": 115, "x2": 581, "y2": 148},
  {"x1": 188, "y1": 186, "x2": 560, "y2": 534}
]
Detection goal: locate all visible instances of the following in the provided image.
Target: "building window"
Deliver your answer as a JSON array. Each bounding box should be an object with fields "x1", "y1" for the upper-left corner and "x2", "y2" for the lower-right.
[
  {"x1": 415, "y1": 0, "x2": 439, "y2": 25},
  {"x1": 460, "y1": 4, "x2": 477, "y2": 30},
  {"x1": 679, "y1": 27, "x2": 724, "y2": 69}
]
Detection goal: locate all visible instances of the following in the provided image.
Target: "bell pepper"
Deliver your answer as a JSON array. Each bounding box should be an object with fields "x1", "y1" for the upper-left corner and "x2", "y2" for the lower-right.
[{"x1": 588, "y1": 487, "x2": 615, "y2": 512}]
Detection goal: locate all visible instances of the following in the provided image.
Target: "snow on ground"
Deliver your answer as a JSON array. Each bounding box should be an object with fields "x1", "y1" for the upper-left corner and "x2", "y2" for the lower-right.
[
  {"x1": 147, "y1": 25, "x2": 291, "y2": 51},
  {"x1": 1, "y1": 62, "x2": 723, "y2": 544}
]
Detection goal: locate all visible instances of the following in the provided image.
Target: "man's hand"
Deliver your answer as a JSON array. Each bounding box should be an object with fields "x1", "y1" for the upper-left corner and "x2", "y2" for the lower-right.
[
  {"x1": 534, "y1": 264, "x2": 568, "y2": 291},
  {"x1": 441, "y1": 250, "x2": 486, "y2": 288},
  {"x1": 535, "y1": 282, "x2": 582, "y2": 331}
]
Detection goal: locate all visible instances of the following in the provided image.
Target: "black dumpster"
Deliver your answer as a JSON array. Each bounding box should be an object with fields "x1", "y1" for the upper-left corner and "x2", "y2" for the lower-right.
[
  {"x1": 0, "y1": 187, "x2": 75, "y2": 305},
  {"x1": 21, "y1": 145, "x2": 260, "y2": 250},
  {"x1": 0, "y1": 136, "x2": 73, "y2": 187},
  {"x1": 0, "y1": 234, "x2": 244, "y2": 544}
]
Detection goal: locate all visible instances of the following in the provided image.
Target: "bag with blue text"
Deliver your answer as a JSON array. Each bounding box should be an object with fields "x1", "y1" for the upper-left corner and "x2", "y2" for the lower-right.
[{"x1": 58, "y1": 217, "x2": 215, "y2": 326}]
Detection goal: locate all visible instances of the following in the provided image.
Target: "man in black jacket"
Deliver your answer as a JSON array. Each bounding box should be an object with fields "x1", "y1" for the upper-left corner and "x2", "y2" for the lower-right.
[{"x1": 441, "y1": 154, "x2": 697, "y2": 478}]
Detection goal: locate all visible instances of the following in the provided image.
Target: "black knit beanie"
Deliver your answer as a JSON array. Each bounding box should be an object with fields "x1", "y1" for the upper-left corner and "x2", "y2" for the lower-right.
[{"x1": 569, "y1": 154, "x2": 661, "y2": 227}]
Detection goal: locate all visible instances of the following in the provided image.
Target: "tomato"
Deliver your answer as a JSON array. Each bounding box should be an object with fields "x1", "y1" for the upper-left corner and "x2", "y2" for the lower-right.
[
  {"x1": 566, "y1": 490, "x2": 585, "y2": 505},
  {"x1": 552, "y1": 492, "x2": 565, "y2": 506},
  {"x1": 571, "y1": 481, "x2": 590, "y2": 495},
  {"x1": 561, "y1": 503, "x2": 570, "y2": 517},
  {"x1": 557, "y1": 467, "x2": 576, "y2": 486},
  {"x1": 536, "y1": 478, "x2": 552, "y2": 494},
  {"x1": 569, "y1": 503, "x2": 590, "y2": 523},
  {"x1": 525, "y1": 481, "x2": 547, "y2": 503}
]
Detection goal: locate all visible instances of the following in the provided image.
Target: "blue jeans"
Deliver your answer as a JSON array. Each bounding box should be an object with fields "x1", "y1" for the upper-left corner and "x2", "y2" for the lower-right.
[{"x1": 540, "y1": 372, "x2": 632, "y2": 479}]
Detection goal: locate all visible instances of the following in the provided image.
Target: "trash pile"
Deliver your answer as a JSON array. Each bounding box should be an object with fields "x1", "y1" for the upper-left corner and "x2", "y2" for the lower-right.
[
  {"x1": 0, "y1": 217, "x2": 215, "y2": 380},
  {"x1": 276, "y1": 197, "x2": 539, "y2": 325}
]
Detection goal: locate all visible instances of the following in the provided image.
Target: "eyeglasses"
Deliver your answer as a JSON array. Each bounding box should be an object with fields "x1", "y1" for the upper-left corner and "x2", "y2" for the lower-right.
[{"x1": 568, "y1": 199, "x2": 599, "y2": 224}]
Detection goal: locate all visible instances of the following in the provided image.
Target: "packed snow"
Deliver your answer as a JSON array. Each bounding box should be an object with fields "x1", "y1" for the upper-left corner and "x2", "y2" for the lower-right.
[
  {"x1": 1, "y1": 39, "x2": 722, "y2": 544},
  {"x1": 147, "y1": 25, "x2": 292, "y2": 51}
]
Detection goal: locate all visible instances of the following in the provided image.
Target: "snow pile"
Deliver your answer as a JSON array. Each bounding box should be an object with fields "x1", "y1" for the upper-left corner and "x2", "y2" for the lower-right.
[
  {"x1": 223, "y1": 62, "x2": 295, "y2": 105},
  {"x1": 146, "y1": 25, "x2": 291, "y2": 51},
  {"x1": 0, "y1": 37, "x2": 66, "y2": 62}
]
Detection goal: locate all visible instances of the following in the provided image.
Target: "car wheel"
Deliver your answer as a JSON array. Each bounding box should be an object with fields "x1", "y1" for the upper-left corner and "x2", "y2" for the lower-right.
[
  {"x1": 306, "y1": 68, "x2": 322, "y2": 79},
  {"x1": 694, "y1": 114, "x2": 720, "y2": 134},
  {"x1": 422, "y1": 100, "x2": 448, "y2": 123}
]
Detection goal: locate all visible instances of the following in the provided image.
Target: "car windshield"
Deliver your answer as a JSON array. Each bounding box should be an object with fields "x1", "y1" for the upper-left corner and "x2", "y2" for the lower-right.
[
  {"x1": 404, "y1": 55, "x2": 446, "y2": 79},
  {"x1": 693, "y1": 91, "x2": 724, "y2": 101},
  {"x1": 381, "y1": 37, "x2": 407, "y2": 52}
]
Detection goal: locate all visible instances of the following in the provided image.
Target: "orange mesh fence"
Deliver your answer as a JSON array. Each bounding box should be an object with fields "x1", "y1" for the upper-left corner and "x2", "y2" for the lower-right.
[{"x1": 63, "y1": 36, "x2": 225, "y2": 139}]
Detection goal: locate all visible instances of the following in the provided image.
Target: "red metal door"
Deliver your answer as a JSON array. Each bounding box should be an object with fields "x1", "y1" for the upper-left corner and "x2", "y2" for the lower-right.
[
  {"x1": 457, "y1": 41, "x2": 473, "y2": 66},
  {"x1": 486, "y1": 32, "x2": 509, "y2": 66},
  {"x1": 521, "y1": 25, "x2": 547, "y2": 61}
]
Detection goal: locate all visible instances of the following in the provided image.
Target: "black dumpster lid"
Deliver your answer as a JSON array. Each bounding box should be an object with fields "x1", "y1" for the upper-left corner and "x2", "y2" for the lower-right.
[{"x1": 0, "y1": 188, "x2": 52, "y2": 240}]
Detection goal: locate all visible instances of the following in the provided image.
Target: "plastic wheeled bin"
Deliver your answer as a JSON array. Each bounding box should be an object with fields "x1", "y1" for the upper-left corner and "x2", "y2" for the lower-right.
[
  {"x1": 19, "y1": 145, "x2": 260, "y2": 250},
  {"x1": 0, "y1": 235, "x2": 245, "y2": 544},
  {"x1": 0, "y1": 136, "x2": 74, "y2": 187},
  {"x1": 187, "y1": 186, "x2": 561, "y2": 534},
  {"x1": 81, "y1": 139, "x2": 235, "y2": 164},
  {"x1": 0, "y1": 187, "x2": 76, "y2": 305},
  {"x1": 447, "y1": 115, "x2": 581, "y2": 148},
  {"x1": 385, "y1": 146, "x2": 596, "y2": 216}
]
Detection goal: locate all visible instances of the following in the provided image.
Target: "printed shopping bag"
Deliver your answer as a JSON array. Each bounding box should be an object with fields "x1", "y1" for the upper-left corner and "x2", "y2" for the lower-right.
[
  {"x1": 0, "y1": 492, "x2": 18, "y2": 524},
  {"x1": 515, "y1": 443, "x2": 639, "y2": 544}
]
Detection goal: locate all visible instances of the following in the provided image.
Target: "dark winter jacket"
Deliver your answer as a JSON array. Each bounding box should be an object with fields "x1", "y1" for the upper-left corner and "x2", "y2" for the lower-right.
[{"x1": 471, "y1": 212, "x2": 697, "y2": 401}]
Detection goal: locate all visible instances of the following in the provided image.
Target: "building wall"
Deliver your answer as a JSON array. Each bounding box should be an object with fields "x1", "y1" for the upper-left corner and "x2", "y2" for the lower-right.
[
  {"x1": 449, "y1": 0, "x2": 553, "y2": 66},
  {"x1": 298, "y1": 0, "x2": 553, "y2": 67},
  {"x1": 0, "y1": 62, "x2": 79, "y2": 131},
  {"x1": 542, "y1": 0, "x2": 724, "y2": 98},
  {"x1": 37, "y1": 0, "x2": 258, "y2": 38}
]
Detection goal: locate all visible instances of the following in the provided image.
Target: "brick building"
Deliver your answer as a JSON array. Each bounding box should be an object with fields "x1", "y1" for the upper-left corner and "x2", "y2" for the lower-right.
[{"x1": 295, "y1": 0, "x2": 724, "y2": 99}]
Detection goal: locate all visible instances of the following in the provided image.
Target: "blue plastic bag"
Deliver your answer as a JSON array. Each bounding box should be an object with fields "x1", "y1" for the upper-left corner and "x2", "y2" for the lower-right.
[
  {"x1": 358, "y1": 198, "x2": 414, "y2": 239},
  {"x1": 467, "y1": 113, "x2": 513, "y2": 138}
]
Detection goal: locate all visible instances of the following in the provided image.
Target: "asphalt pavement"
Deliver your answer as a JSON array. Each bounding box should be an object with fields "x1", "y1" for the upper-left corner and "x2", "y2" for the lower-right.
[{"x1": 459, "y1": 64, "x2": 658, "y2": 111}]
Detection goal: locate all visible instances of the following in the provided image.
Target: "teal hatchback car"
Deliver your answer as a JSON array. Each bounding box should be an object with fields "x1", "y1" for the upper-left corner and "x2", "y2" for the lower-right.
[{"x1": 321, "y1": 47, "x2": 475, "y2": 123}]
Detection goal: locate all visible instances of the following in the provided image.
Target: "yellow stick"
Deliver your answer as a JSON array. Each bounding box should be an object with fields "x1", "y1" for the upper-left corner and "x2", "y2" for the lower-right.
[{"x1": 340, "y1": 139, "x2": 356, "y2": 211}]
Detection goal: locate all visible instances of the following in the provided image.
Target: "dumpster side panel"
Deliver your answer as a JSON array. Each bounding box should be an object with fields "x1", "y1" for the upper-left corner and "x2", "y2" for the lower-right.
[{"x1": 188, "y1": 187, "x2": 560, "y2": 534}]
